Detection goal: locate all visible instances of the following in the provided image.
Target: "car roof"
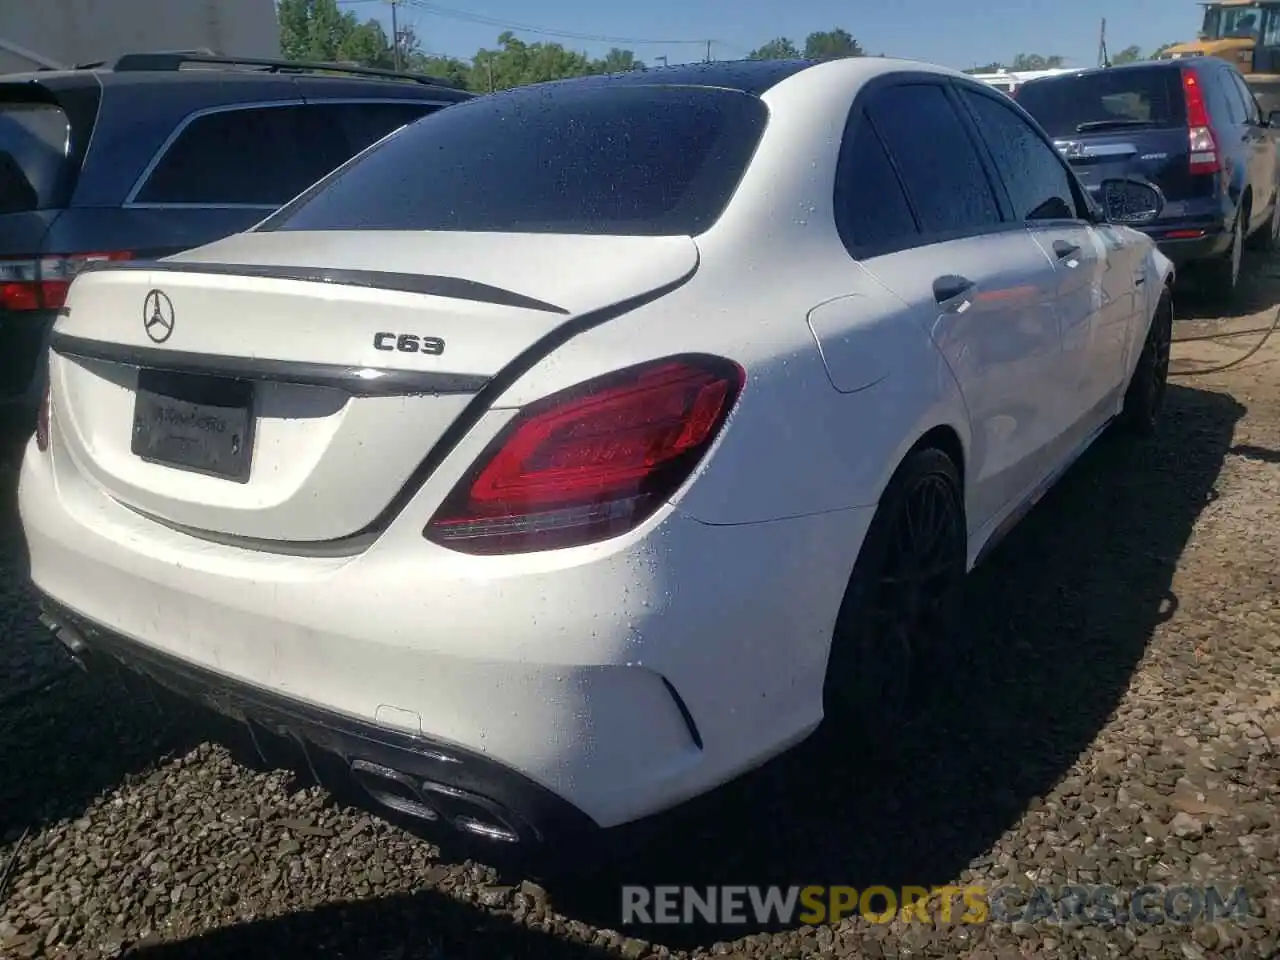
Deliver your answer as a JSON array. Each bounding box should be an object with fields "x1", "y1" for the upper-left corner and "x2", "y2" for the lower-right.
[{"x1": 0, "y1": 62, "x2": 469, "y2": 100}]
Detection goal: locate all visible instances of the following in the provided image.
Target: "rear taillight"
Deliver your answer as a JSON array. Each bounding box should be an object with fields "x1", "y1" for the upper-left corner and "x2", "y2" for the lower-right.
[
  {"x1": 425, "y1": 355, "x2": 746, "y2": 555},
  {"x1": 0, "y1": 251, "x2": 132, "y2": 312},
  {"x1": 35, "y1": 378, "x2": 50, "y2": 452},
  {"x1": 1181, "y1": 68, "x2": 1221, "y2": 175}
]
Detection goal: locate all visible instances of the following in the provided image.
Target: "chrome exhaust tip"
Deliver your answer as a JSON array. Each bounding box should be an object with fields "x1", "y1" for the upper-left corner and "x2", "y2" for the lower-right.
[{"x1": 39, "y1": 612, "x2": 90, "y2": 671}]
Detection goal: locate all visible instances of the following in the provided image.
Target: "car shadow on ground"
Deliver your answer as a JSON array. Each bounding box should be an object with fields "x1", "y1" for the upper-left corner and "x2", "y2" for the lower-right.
[
  {"x1": 524, "y1": 381, "x2": 1246, "y2": 949},
  {"x1": 1176, "y1": 251, "x2": 1280, "y2": 321},
  {"x1": 1, "y1": 383, "x2": 1245, "y2": 958},
  {"x1": 126, "y1": 891, "x2": 621, "y2": 960}
]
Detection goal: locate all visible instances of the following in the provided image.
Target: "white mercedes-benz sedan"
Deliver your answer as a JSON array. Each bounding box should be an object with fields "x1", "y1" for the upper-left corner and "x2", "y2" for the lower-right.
[{"x1": 20, "y1": 56, "x2": 1174, "y2": 847}]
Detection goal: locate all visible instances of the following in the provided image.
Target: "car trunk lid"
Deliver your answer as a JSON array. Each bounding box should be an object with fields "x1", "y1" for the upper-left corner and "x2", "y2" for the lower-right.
[{"x1": 49, "y1": 230, "x2": 698, "y2": 544}]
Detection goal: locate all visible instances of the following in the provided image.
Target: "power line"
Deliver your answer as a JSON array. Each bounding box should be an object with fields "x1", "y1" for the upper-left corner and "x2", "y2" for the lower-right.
[{"x1": 401, "y1": 0, "x2": 714, "y2": 47}]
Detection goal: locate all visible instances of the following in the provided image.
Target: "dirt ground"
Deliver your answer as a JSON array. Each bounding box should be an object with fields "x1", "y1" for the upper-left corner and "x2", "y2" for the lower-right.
[{"x1": 0, "y1": 259, "x2": 1278, "y2": 960}]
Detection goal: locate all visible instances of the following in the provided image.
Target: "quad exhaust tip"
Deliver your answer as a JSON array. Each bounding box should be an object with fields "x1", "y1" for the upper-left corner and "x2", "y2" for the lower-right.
[{"x1": 349, "y1": 758, "x2": 522, "y2": 844}]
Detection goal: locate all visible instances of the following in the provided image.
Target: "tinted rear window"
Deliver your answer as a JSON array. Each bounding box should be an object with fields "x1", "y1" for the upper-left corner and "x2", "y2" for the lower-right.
[
  {"x1": 136, "y1": 102, "x2": 440, "y2": 207},
  {"x1": 1015, "y1": 67, "x2": 1186, "y2": 138},
  {"x1": 0, "y1": 102, "x2": 71, "y2": 214},
  {"x1": 260, "y1": 84, "x2": 769, "y2": 236}
]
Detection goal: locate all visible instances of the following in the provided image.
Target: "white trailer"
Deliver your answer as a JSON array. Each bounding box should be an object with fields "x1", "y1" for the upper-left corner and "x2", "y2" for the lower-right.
[
  {"x1": 969, "y1": 67, "x2": 1078, "y2": 96},
  {"x1": 0, "y1": 0, "x2": 280, "y2": 73}
]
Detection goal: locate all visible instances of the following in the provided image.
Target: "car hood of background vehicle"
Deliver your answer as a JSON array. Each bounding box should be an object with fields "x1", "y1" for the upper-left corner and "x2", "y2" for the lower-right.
[{"x1": 160, "y1": 230, "x2": 701, "y2": 319}]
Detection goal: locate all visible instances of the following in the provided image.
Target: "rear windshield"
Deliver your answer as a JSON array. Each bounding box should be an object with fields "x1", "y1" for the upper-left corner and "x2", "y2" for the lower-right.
[
  {"x1": 0, "y1": 102, "x2": 71, "y2": 214},
  {"x1": 1015, "y1": 67, "x2": 1187, "y2": 138},
  {"x1": 259, "y1": 83, "x2": 769, "y2": 236}
]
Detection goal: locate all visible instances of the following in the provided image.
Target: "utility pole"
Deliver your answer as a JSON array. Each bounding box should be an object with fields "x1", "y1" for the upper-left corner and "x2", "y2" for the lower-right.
[
  {"x1": 705, "y1": 40, "x2": 712, "y2": 62},
  {"x1": 1098, "y1": 17, "x2": 1109, "y2": 68},
  {"x1": 486, "y1": 55, "x2": 494, "y2": 92},
  {"x1": 388, "y1": 0, "x2": 401, "y2": 71}
]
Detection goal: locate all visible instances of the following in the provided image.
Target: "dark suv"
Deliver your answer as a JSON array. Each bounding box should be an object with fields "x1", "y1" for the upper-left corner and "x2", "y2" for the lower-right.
[
  {"x1": 1014, "y1": 58, "x2": 1280, "y2": 298},
  {"x1": 0, "y1": 53, "x2": 471, "y2": 415}
]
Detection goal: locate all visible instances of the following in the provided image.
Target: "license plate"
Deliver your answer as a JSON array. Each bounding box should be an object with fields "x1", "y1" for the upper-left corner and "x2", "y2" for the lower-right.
[{"x1": 131, "y1": 369, "x2": 254, "y2": 482}]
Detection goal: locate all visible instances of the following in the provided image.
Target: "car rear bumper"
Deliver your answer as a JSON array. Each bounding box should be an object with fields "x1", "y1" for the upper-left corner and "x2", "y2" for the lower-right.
[
  {"x1": 19, "y1": 425, "x2": 870, "y2": 839},
  {"x1": 37, "y1": 595, "x2": 596, "y2": 845}
]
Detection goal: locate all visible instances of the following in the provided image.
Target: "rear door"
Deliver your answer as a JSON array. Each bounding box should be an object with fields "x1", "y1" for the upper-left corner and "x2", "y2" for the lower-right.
[
  {"x1": 1225, "y1": 68, "x2": 1279, "y2": 228},
  {"x1": 833, "y1": 79, "x2": 1065, "y2": 529},
  {"x1": 956, "y1": 82, "x2": 1131, "y2": 436},
  {"x1": 1015, "y1": 66, "x2": 1198, "y2": 209}
]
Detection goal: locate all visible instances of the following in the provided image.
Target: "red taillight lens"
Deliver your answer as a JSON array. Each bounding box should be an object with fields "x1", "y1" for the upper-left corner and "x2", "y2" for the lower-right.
[
  {"x1": 35, "y1": 379, "x2": 50, "y2": 452},
  {"x1": 425, "y1": 355, "x2": 746, "y2": 555},
  {"x1": 0, "y1": 251, "x2": 132, "y2": 312},
  {"x1": 1181, "y1": 68, "x2": 1221, "y2": 175}
]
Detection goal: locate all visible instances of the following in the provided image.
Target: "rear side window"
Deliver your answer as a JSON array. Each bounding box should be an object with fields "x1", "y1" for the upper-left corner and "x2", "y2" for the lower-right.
[
  {"x1": 864, "y1": 83, "x2": 1002, "y2": 236},
  {"x1": 134, "y1": 101, "x2": 438, "y2": 207},
  {"x1": 0, "y1": 102, "x2": 70, "y2": 214},
  {"x1": 311, "y1": 101, "x2": 438, "y2": 155},
  {"x1": 834, "y1": 113, "x2": 919, "y2": 256},
  {"x1": 1014, "y1": 67, "x2": 1186, "y2": 138},
  {"x1": 1208, "y1": 69, "x2": 1246, "y2": 125},
  {"x1": 959, "y1": 87, "x2": 1080, "y2": 221},
  {"x1": 260, "y1": 84, "x2": 769, "y2": 235},
  {"x1": 1228, "y1": 71, "x2": 1261, "y2": 123}
]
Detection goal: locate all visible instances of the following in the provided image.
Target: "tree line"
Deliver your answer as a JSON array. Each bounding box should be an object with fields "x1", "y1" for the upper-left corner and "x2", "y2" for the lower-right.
[
  {"x1": 278, "y1": 0, "x2": 1166, "y2": 93},
  {"x1": 966, "y1": 43, "x2": 1176, "y2": 74},
  {"x1": 278, "y1": 0, "x2": 866, "y2": 91}
]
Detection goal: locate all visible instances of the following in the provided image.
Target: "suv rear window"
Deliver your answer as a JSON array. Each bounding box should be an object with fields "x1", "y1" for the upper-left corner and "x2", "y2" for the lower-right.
[
  {"x1": 260, "y1": 84, "x2": 769, "y2": 236},
  {"x1": 135, "y1": 101, "x2": 438, "y2": 207},
  {"x1": 1015, "y1": 67, "x2": 1187, "y2": 138},
  {"x1": 0, "y1": 102, "x2": 71, "y2": 214}
]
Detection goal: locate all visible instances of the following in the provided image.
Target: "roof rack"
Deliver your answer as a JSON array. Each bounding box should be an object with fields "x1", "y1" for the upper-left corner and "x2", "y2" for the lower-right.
[{"x1": 106, "y1": 52, "x2": 464, "y2": 89}]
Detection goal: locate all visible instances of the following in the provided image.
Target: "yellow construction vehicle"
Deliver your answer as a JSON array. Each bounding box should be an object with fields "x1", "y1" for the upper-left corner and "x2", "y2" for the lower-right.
[{"x1": 1156, "y1": 1, "x2": 1280, "y2": 112}]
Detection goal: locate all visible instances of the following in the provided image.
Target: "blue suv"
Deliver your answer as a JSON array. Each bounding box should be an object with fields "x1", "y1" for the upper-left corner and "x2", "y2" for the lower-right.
[
  {"x1": 0, "y1": 52, "x2": 471, "y2": 419},
  {"x1": 1016, "y1": 58, "x2": 1280, "y2": 299}
]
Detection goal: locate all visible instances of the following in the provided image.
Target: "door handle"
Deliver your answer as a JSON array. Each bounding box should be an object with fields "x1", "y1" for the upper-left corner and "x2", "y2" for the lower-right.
[
  {"x1": 1053, "y1": 239, "x2": 1080, "y2": 260},
  {"x1": 933, "y1": 274, "x2": 974, "y2": 305}
]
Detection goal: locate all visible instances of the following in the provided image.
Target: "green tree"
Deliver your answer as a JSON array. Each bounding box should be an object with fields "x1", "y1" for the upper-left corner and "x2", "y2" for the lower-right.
[
  {"x1": 1110, "y1": 44, "x2": 1143, "y2": 64},
  {"x1": 965, "y1": 61, "x2": 1006, "y2": 74},
  {"x1": 468, "y1": 32, "x2": 597, "y2": 92},
  {"x1": 594, "y1": 47, "x2": 645, "y2": 73},
  {"x1": 749, "y1": 37, "x2": 802, "y2": 60},
  {"x1": 1010, "y1": 52, "x2": 1066, "y2": 70},
  {"x1": 339, "y1": 20, "x2": 394, "y2": 68},
  {"x1": 1151, "y1": 42, "x2": 1176, "y2": 58},
  {"x1": 277, "y1": 0, "x2": 359, "y2": 61},
  {"x1": 803, "y1": 29, "x2": 864, "y2": 59}
]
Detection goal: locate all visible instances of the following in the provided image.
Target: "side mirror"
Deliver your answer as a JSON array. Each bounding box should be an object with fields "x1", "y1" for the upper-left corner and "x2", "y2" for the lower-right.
[
  {"x1": 1096, "y1": 177, "x2": 1164, "y2": 224},
  {"x1": 1267, "y1": 110, "x2": 1280, "y2": 127}
]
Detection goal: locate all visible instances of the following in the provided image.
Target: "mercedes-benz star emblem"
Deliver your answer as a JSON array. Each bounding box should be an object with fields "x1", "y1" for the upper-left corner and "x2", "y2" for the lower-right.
[{"x1": 142, "y1": 289, "x2": 175, "y2": 344}]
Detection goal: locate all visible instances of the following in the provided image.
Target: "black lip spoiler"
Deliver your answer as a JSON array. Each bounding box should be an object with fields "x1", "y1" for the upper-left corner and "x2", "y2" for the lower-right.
[{"x1": 77, "y1": 259, "x2": 570, "y2": 316}]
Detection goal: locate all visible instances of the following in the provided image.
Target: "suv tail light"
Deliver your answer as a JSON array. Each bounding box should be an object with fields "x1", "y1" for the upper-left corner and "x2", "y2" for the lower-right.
[
  {"x1": 1181, "y1": 68, "x2": 1221, "y2": 175},
  {"x1": 0, "y1": 251, "x2": 132, "y2": 312},
  {"x1": 425, "y1": 356, "x2": 745, "y2": 555}
]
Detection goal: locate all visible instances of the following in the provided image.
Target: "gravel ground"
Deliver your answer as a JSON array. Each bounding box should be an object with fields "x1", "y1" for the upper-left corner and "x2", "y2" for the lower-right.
[{"x1": 2, "y1": 265, "x2": 1279, "y2": 960}]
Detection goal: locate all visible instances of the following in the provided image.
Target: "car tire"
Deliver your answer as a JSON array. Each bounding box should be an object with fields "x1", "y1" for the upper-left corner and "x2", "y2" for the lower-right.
[
  {"x1": 821, "y1": 446, "x2": 967, "y2": 749},
  {"x1": 1203, "y1": 204, "x2": 1245, "y2": 299},
  {"x1": 1245, "y1": 191, "x2": 1280, "y2": 253},
  {"x1": 1116, "y1": 290, "x2": 1173, "y2": 437}
]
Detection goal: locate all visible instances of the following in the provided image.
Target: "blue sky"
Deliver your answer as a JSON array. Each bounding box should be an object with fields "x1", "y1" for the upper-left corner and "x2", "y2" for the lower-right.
[{"x1": 349, "y1": 0, "x2": 1203, "y2": 72}]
